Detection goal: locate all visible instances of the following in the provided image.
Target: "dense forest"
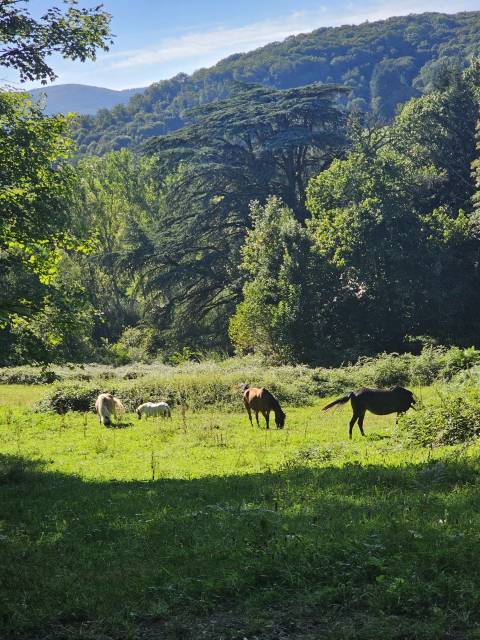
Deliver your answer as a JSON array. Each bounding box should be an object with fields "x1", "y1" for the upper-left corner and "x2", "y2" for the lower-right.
[
  {"x1": 2, "y1": 6, "x2": 480, "y2": 366},
  {"x1": 74, "y1": 11, "x2": 480, "y2": 155}
]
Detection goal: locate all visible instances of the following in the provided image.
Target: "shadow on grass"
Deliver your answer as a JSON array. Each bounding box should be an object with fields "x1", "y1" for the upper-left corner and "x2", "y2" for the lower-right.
[
  {"x1": 105, "y1": 421, "x2": 134, "y2": 429},
  {"x1": 1, "y1": 452, "x2": 480, "y2": 640}
]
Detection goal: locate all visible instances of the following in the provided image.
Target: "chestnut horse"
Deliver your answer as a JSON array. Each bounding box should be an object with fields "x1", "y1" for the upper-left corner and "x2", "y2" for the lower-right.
[
  {"x1": 322, "y1": 386, "x2": 415, "y2": 439},
  {"x1": 242, "y1": 385, "x2": 286, "y2": 429}
]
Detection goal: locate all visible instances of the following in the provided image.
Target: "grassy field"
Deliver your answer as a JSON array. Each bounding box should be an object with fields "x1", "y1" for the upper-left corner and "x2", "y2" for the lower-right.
[{"x1": 1, "y1": 384, "x2": 480, "y2": 639}]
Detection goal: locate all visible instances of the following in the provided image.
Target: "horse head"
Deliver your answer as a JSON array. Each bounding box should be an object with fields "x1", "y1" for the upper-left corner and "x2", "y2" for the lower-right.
[{"x1": 275, "y1": 410, "x2": 286, "y2": 429}]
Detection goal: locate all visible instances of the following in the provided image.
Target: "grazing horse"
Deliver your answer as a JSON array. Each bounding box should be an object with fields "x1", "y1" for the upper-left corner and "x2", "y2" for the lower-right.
[
  {"x1": 322, "y1": 386, "x2": 415, "y2": 439},
  {"x1": 95, "y1": 393, "x2": 124, "y2": 427},
  {"x1": 242, "y1": 385, "x2": 286, "y2": 429},
  {"x1": 136, "y1": 402, "x2": 171, "y2": 420}
]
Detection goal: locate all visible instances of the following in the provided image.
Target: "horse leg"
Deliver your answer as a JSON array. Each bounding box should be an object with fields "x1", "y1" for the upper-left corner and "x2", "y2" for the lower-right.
[
  {"x1": 358, "y1": 412, "x2": 366, "y2": 437},
  {"x1": 349, "y1": 413, "x2": 358, "y2": 439},
  {"x1": 243, "y1": 400, "x2": 253, "y2": 427},
  {"x1": 255, "y1": 411, "x2": 260, "y2": 428},
  {"x1": 263, "y1": 411, "x2": 270, "y2": 430},
  {"x1": 394, "y1": 412, "x2": 403, "y2": 435}
]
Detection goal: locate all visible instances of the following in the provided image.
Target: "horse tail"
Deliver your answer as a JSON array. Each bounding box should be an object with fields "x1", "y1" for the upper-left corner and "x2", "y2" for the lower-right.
[{"x1": 322, "y1": 392, "x2": 355, "y2": 412}]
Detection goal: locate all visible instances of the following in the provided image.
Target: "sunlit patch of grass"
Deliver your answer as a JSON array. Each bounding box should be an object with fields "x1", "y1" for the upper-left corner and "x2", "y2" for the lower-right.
[{"x1": 1, "y1": 385, "x2": 480, "y2": 639}]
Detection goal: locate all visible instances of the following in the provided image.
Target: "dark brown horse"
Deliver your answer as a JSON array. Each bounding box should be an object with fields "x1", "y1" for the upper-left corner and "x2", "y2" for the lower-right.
[
  {"x1": 242, "y1": 385, "x2": 286, "y2": 429},
  {"x1": 322, "y1": 386, "x2": 415, "y2": 439}
]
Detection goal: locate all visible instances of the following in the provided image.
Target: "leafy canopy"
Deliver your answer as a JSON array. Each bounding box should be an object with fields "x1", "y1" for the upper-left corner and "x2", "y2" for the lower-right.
[{"x1": 0, "y1": 0, "x2": 113, "y2": 83}]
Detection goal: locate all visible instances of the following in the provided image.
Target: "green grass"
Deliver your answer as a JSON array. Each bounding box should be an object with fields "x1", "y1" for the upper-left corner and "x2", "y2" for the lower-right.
[
  {"x1": 1, "y1": 385, "x2": 480, "y2": 639},
  {"x1": 0, "y1": 384, "x2": 49, "y2": 408}
]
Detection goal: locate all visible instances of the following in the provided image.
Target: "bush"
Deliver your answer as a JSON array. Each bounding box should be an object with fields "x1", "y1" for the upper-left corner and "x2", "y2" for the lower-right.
[
  {"x1": 34, "y1": 360, "x2": 319, "y2": 414},
  {"x1": 106, "y1": 326, "x2": 159, "y2": 364},
  {"x1": 398, "y1": 388, "x2": 480, "y2": 446},
  {"x1": 0, "y1": 367, "x2": 59, "y2": 385},
  {"x1": 11, "y1": 346, "x2": 480, "y2": 416},
  {"x1": 356, "y1": 353, "x2": 412, "y2": 387},
  {"x1": 35, "y1": 384, "x2": 103, "y2": 414}
]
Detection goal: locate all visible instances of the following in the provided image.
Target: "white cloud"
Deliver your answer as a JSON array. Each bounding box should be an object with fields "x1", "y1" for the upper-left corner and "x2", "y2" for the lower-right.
[{"x1": 107, "y1": 9, "x2": 328, "y2": 71}]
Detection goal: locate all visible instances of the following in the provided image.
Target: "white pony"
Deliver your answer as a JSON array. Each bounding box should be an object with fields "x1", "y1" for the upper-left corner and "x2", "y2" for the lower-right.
[
  {"x1": 136, "y1": 401, "x2": 171, "y2": 420},
  {"x1": 95, "y1": 393, "x2": 124, "y2": 427}
]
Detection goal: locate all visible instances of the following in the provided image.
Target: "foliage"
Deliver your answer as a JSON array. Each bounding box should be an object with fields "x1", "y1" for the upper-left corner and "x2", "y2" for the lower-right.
[
  {"x1": 34, "y1": 382, "x2": 103, "y2": 413},
  {"x1": 148, "y1": 83, "x2": 346, "y2": 216},
  {"x1": 0, "y1": 366, "x2": 58, "y2": 385},
  {"x1": 230, "y1": 197, "x2": 316, "y2": 363},
  {"x1": 0, "y1": 2, "x2": 113, "y2": 364},
  {"x1": 106, "y1": 326, "x2": 159, "y2": 365},
  {"x1": 71, "y1": 149, "x2": 159, "y2": 343},
  {"x1": 0, "y1": 0, "x2": 112, "y2": 84},
  {"x1": 0, "y1": 92, "x2": 75, "y2": 274},
  {"x1": 399, "y1": 387, "x2": 480, "y2": 446},
  {"x1": 0, "y1": 92, "x2": 93, "y2": 348},
  {"x1": 25, "y1": 346, "x2": 480, "y2": 414},
  {"x1": 306, "y1": 70, "x2": 480, "y2": 357},
  {"x1": 126, "y1": 83, "x2": 345, "y2": 352},
  {"x1": 34, "y1": 363, "x2": 317, "y2": 413}
]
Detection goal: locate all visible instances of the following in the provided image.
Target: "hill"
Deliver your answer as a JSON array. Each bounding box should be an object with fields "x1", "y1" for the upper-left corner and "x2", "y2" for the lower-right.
[
  {"x1": 73, "y1": 11, "x2": 480, "y2": 155},
  {"x1": 30, "y1": 83, "x2": 145, "y2": 116}
]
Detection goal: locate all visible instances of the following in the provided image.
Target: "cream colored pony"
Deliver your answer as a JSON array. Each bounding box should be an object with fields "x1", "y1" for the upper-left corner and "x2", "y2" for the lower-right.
[
  {"x1": 95, "y1": 393, "x2": 124, "y2": 426},
  {"x1": 136, "y1": 401, "x2": 171, "y2": 420}
]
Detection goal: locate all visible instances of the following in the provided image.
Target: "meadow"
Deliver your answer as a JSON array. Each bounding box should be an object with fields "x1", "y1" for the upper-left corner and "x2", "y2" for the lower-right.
[{"x1": 1, "y1": 375, "x2": 480, "y2": 640}]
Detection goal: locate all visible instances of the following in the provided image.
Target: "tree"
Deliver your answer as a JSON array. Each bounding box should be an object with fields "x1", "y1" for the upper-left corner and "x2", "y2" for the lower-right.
[
  {"x1": 229, "y1": 197, "x2": 314, "y2": 363},
  {"x1": 148, "y1": 83, "x2": 346, "y2": 219},
  {"x1": 0, "y1": 0, "x2": 112, "y2": 84},
  {"x1": 0, "y1": 1, "x2": 112, "y2": 362},
  {"x1": 307, "y1": 102, "x2": 480, "y2": 354},
  {"x1": 137, "y1": 83, "x2": 346, "y2": 350},
  {"x1": 124, "y1": 162, "x2": 247, "y2": 352},
  {"x1": 0, "y1": 92, "x2": 76, "y2": 320},
  {"x1": 72, "y1": 150, "x2": 158, "y2": 343},
  {"x1": 391, "y1": 67, "x2": 479, "y2": 213}
]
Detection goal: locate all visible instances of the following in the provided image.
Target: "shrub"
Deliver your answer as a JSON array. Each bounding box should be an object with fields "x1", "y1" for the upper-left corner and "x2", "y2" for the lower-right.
[
  {"x1": 107, "y1": 326, "x2": 159, "y2": 364},
  {"x1": 398, "y1": 388, "x2": 480, "y2": 446},
  {"x1": 0, "y1": 367, "x2": 59, "y2": 385},
  {"x1": 35, "y1": 384, "x2": 103, "y2": 414},
  {"x1": 357, "y1": 353, "x2": 412, "y2": 387},
  {"x1": 34, "y1": 360, "x2": 319, "y2": 414}
]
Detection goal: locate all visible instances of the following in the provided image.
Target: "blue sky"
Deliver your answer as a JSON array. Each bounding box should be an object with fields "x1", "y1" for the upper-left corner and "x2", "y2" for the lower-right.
[{"x1": 7, "y1": 0, "x2": 480, "y2": 90}]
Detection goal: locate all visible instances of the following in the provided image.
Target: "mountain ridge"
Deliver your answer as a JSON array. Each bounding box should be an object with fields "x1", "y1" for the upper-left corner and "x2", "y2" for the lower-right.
[{"x1": 30, "y1": 83, "x2": 146, "y2": 116}]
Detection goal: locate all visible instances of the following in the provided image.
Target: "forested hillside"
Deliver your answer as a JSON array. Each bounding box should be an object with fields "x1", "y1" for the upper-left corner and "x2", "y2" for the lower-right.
[{"x1": 74, "y1": 11, "x2": 480, "y2": 155}]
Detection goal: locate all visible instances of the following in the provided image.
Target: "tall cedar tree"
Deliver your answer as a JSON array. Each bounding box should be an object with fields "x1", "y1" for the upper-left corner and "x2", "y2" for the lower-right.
[{"x1": 136, "y1": 83, "x2": 346, "y2": 349}]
